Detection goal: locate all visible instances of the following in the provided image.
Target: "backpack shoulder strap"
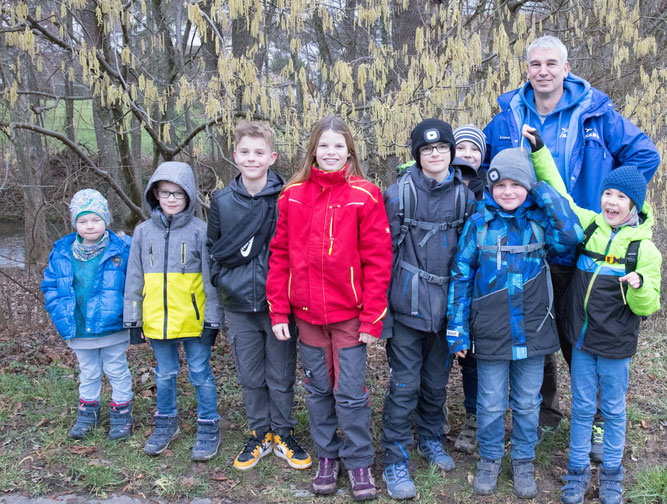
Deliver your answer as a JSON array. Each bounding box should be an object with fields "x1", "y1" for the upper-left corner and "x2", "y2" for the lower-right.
[
  {"x1": 396, "y1": 169, "x2": 416, "y2": 247},
  {"x1": 575, "y1": 220, "x2": 598, "y2": 265},
  {"x1": 624, "y1": 240, "x2": 641, "y2": 274}
]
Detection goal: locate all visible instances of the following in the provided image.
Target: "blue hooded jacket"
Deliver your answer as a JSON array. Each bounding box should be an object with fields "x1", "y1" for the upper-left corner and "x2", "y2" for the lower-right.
[
  {"x1": 483, "y1": 73, "x2": 660, "y2": 213},
  {"x1": 41, "y1": 231, "x2": 131, "y2": 339}
]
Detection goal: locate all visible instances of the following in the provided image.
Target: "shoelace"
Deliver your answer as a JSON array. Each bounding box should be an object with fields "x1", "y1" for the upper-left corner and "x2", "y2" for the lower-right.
[
  {"x1": 389, "y1": 462, "x2": 410, "y2": 481},
  {"x1": 592, "y1": 425, "x2": 604, "y2": 443},
  {"x1": 422, "y1": 437, "x2": 445, "y2": 454},
  {"x1": 283, "y1": 435, "x2": 306, "y2": 455},
  {"x1": 241, "y1": 436, "x2": 262, "y2": 455}
]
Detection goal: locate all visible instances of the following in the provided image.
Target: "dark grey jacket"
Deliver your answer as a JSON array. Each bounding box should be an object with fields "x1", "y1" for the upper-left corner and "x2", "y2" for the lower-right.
[
  {"x1": 384, "y1": 160, "x2": 476, "y2": 333},
  {"x1": 207, "y1": 171, "x2": 284, "y2": 312}
]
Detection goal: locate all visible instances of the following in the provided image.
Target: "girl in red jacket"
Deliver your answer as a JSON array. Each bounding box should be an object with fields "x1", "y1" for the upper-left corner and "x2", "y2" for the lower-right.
[{"x1": 267, "y1": 116, "x2": 392, "y2": 501}]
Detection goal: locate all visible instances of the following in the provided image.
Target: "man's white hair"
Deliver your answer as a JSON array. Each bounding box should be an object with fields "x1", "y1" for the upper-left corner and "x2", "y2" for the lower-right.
[{"x1": 526, "y1": 35, "x2": 568, "y2": 64}]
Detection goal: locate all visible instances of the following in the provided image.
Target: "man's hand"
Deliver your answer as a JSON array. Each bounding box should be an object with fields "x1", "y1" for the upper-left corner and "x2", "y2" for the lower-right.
[
  {"x1": 359, "y1": 332, "x2": 376, "y2": 345},
  {"x1": 619, "y1": 272, "x2": 642, "y2": 289},
  {"x1": 272, "y1": 323, "x2": 291, "y2": 341},
  {"x1": 455, "y1": 350, "x2": 467, "y2": 358}
]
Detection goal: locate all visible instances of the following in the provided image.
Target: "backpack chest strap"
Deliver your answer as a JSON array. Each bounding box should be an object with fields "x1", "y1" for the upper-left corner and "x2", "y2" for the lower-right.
[{"x1": 398, "y1": 260, "x2": 450, "y2": 316}]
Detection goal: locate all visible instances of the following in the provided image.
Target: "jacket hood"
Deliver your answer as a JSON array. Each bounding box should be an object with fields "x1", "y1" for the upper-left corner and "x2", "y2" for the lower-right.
[
  {"x1": 518, "y1": 73, "x2": 591, "y2": 115},
  {"x1": 145, "y1": 162, "x2": 197, "y2": 227},
  {"x1": 230, "y1": 169, "x2": 285, "y2": 198}
]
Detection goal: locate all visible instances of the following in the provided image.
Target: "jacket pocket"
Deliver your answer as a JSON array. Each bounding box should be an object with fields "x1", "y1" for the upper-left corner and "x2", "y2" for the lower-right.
[
  {"x1": 350, "y1": 266, "x2": 359, "y2": 305},
  {"x1": 191, "y1": 292, "x2": 200, "y2": 320}
]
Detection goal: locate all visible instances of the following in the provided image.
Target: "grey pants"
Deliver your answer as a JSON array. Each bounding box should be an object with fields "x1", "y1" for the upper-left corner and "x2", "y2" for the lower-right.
[
  {"x1": 297, "y1": 317, "x2": 373, "y2": 470},
  {"x1": 381, "y1": 321, "x2": 450, "y2": 464},
  {"x1": 226, "y1": 311, "x2": 297, "y2": 436}
]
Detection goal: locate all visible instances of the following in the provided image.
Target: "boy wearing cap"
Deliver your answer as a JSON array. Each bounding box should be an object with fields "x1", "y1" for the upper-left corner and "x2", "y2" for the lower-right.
[
  {"x1": 42, "y1": 189, "x2": 134, "y2": 441},
  {"x1": 446, "y1": 147, "x2": 582, "y2": 498},
  {"x1": 522, "y1": 127, "x2": 661, "y2": 504},
  {"x1": 381, "y1": 119, "x2": 477, "y2": 499}
]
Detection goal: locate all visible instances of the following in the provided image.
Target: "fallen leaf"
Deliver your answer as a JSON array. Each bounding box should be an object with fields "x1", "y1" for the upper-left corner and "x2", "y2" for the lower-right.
[
  {"x1": 181, "y1": 476, "x2": 196, "y2": 488},
  {"x1": 212, "y1": 472, "x2": 228, "y2": 481},
  {"x1": 66, "y1": 445, "x2": 96, "y2": 455},
  {"x1": 641, "y1": 420, "x2": 649, "y2": 429},
  {"x1": 467, "y1": 473, "x2": 474, "y2": 485}
]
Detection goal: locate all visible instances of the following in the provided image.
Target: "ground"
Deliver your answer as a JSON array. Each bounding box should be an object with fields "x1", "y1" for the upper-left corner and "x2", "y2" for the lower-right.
[{"x1": 0, "y1": 270, "x2": 665, "y2": 503}]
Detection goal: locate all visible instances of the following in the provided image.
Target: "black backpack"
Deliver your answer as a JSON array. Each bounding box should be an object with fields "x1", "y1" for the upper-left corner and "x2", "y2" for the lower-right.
[{"x1": 575, "y1": 221, "x2": 640, "y2": 273}]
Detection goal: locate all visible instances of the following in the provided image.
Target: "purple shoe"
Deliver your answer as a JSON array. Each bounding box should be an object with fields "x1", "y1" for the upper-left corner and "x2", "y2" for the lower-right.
[
  {"x1": 348, "y1": 467, "x2": 377, "y2": 501},
  {"x1": 312, "y1": 457, "x2": 340, "y2": 494}
]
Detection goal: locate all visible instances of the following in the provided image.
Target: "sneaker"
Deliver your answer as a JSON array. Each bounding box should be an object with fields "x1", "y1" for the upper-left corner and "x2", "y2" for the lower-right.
[
  {"x1": 233, "y1": 431, "x2": 273, "y2": 470},
  {"x1": 511, "y1": 459, "x2": 537, "y2": 499},
  {"x1": 382, "y1": 460, "x2": 416, "y2": 499},
  {"x1": 473, "y1": 458, "x2": 502, "y2": 495},
  {"x1": 273, "y1": 430, "x2": 312, "y2": 469},
  {"x1": 416, "y1": 436, "x2": 455, "y2": 471},
  {"x1": 312, "y1": 457, "x2": 340, "y2": 494},
  {"x1": 348, "y1": 467, "x2": 377, "y2": 501},
  {"x1": 590, "y1": 423, "x2": 604, "y2": 463},
  {"x1": 69, "y1": 400, "x2": 100, "y2": 439},
  {"x1": 108, "y1": 401, "x2": 132, "y2": 441},
  {"x1": 454, "y1": 413, "x2": 477, "y2": 454},
  {"x1": 144, "y1": 414, "x2": 179, "y2": 456},
  {"x1": 561, "y1": 465, "x2": 591, "y2": 504},
  {"x1": 599, "y1": 465, "x2": 623, "y2": 504},
  {"x1": 191, "y1": 418, "x2": 220, "y2": 461},
  {"x1": 536, "y1": 424, "x2": 556, "y2": 445}
]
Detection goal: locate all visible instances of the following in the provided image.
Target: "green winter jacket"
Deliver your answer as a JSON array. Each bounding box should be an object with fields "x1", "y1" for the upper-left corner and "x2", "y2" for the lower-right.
[{"x1": 531, "y1": 146, "x2": 661, "y2": 358}]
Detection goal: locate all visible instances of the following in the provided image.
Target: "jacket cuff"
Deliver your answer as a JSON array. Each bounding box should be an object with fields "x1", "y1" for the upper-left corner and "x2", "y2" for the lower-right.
[
  {"x1": 270, "y1": 313, "x2": 290, "y2": 326},
  {"x1": 124, "y1": 321, "x2": 141, "y2": 328},
  {"x1": 203, "y1": 321, "x2": 222, "y2": 330},
  {"x1": 359, "y1": 320, "x2": 382, "y2": 338}
]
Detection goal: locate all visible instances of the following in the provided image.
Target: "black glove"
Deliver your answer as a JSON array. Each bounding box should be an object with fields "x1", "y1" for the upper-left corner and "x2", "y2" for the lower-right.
[
  {"x1": 200, "y1": 327, "x2": 219, "y2": 346},
  {"x1": 129, "y1": 328, "x2": 145, "y2": 345},
  {"x1": 526, "y1": 127, "x2": 545, "y2": 152}
]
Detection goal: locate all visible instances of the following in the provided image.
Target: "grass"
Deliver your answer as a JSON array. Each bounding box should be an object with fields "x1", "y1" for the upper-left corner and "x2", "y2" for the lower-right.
[{"x1": 0, "y1": 271, "x2": 666, "y2": 502}]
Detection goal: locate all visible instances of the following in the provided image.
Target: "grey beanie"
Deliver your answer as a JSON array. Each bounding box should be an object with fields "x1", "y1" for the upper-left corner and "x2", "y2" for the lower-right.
[{"x1": 487, "y1": 148, "x2": 534, "y2": 191}]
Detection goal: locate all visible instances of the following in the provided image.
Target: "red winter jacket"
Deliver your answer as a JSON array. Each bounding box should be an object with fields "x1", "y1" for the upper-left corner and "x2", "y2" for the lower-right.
[{"x1": 267, "y1": 165, "x2": 392, "y2": 338}]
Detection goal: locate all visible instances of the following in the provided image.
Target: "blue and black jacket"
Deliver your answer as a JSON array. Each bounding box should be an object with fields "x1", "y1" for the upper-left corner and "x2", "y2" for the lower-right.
[{"x1": 446, "y1": 183, "x2": 583, "y2": 360}]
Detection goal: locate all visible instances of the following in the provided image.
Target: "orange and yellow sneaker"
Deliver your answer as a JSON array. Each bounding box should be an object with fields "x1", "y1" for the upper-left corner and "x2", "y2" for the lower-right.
[
  {"x1": 273, "y1": 430, "x2": 312, "y2": 469},
  {"x1": 233, "y1": 431, "x2": 273, "y2": 470}
]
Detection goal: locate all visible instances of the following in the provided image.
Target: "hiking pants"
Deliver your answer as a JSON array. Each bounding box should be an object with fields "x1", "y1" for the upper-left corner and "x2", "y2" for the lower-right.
[
  {"x1": 381, "y1": 321, "x2": 450, "y2": 464},
  {"x1": 296, "y1": 317, "x2": 373, "y2": 470}
]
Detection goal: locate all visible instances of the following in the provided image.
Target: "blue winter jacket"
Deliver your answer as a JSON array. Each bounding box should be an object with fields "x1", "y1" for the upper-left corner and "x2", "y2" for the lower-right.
[
  {"x1": 41, "y1": 231, "x2": 131, "y2": 339},
  {"x1": 446, "y1": 183, "x2": 583, "y2": 360},
  {"x1": 483, "y1": 74, "x2": 660, "y2": 214}
]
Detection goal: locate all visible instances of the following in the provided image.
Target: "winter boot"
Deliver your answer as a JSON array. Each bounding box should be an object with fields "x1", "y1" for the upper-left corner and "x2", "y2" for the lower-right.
[
  {"x1": 599, "y1": 465, "x2": 623, "y2": 504},
  {"x1": 473, "y1": 458, "x2": 502, "y2": 495},
  {"x1": 108, "y1": 401, "x2": 132, "y2": 441},
  {"x1": 69, "y1": 400, "x2": 100, "y2": 439},
  {"x1": 511, "y1": 459, "x2": 538, "y2": 499},
  {"x1": 454, "y1": 413, "x2": 478, "y2": 454},
  {"x1": 144, "y1": 414, "x2": 179, "y2": 456},
  {"x1": 561, "y1": 465, "x2": 591, "y2": 504},
  {"x1": 191, "y1": 418, "x2": 220, "y2": 461}
]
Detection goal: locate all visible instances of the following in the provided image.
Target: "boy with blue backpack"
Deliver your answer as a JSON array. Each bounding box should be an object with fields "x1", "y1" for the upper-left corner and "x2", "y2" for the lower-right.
[{"x1": 447, "y1": 146, "x2": 583, "y2": 498}]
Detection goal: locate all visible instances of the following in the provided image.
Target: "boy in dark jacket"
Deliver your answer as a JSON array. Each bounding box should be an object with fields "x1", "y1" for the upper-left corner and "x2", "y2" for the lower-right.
[
  {"x1": 381, "y1": 119, "x2": 477, "y2": 499},
  {"x1": 42, "y1": 189, "x2": 133, "y2": 441},
  {"x1": 124, "y1": 162, "x2": 223, "y2": 461},
  {"x1": 207, "y1": 121, "x2": 311, "y2": 471},
  {"x1": 447, "y1": 147, "x2": 583, "y2": 498}
]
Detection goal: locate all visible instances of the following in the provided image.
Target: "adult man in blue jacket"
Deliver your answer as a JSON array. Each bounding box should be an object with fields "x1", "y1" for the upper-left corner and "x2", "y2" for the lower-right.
[{"x1": 482, "y1": 35, "x2": 660, "y2": 462}]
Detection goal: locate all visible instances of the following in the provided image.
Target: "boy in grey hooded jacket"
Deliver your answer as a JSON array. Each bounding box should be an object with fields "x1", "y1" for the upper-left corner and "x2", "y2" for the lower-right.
[{"x1": 124, "y1": 162, "x2": 222, "y2": 460}]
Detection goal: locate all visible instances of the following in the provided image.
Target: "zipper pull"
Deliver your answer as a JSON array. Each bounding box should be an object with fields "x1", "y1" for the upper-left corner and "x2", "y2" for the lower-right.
[{"x1": 619, "y1": 278, "x2": 627, "y2": 305}]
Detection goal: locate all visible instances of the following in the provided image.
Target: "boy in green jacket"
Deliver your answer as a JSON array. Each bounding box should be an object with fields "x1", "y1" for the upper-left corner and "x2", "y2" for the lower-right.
[{"x1": 523, "y1": 126, "x2": 661, "y2": 504}]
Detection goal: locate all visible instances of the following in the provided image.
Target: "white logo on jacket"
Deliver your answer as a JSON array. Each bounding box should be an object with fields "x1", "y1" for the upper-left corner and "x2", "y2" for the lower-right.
[{"x1": 240, "y1": 237, "x2": 254, "y2": 257}]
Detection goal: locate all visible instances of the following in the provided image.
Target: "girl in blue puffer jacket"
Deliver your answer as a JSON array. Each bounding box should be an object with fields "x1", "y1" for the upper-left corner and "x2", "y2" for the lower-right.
[{"x1": 41, "y1": 189, "x2": 133, "y2": 441}]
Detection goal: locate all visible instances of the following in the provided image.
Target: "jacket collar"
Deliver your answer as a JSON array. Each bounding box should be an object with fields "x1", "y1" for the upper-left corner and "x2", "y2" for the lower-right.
[
  {"x1": 55, "y1": 230, "x2": 125, "y2": 260},
  {"x1": 309, "y1": 163, "x2": 349, "y2": 188}
]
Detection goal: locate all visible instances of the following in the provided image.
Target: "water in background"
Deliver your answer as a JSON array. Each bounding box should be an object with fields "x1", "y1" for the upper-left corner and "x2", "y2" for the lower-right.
[{"x1": 0, "y1": 221, "x2": 25, "y2": 269}]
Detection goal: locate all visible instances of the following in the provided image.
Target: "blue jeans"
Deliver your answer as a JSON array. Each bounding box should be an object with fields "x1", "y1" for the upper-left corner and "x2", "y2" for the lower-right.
[
  {"x1": 150, "y1": 339, "x2": 219, "y2": 420},
  {"x1": 73, "y1": 341, "x2": 133, "y2": 404},
  {"x1": 477, "y1": 355, "x2": 544, "y2": 461},
  {"x1": 570, "y1": 348, "x2": 630, "y2": 468}
]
